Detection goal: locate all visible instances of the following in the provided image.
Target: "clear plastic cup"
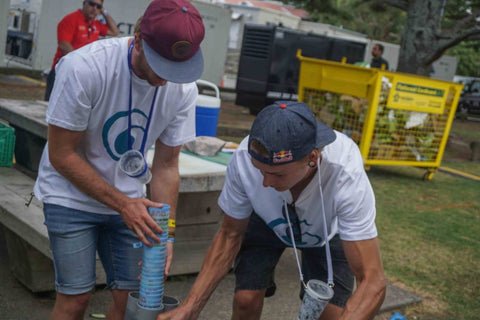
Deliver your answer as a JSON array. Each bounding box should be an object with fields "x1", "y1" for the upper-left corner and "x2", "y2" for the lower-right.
[
  {"x1": 297, "y1": 279, "x2": 334, "y2": 320},
  {"x1": 119, "y1": 149, "x2": 152, "y2": 184}
]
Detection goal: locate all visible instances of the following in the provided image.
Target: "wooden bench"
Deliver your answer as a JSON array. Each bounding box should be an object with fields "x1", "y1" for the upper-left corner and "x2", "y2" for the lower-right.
[
  {"x1": 0, "y1": 167, "x2": 108, "y2": 292},
  {"x1": 0, "y1": 99, "x2": 227, "y2": 292}
]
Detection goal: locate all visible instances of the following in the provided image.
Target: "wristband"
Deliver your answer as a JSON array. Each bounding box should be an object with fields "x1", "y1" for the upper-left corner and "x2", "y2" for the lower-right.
[
  {"x1": 167, "y1": 237, "x2": 175, "y2": 243},
  {"x1": 168, "y1": 219, "x2": 176, "y2": 228}
]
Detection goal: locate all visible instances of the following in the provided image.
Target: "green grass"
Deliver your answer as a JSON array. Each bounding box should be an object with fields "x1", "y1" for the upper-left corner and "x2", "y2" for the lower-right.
[
  {"x1": 442, "y1": 161, "x2": 480, "y2": 177},
  {"x1": 369, "y1": 165, "x2": 479, "y2": 319},
  {"x1": 450, "y1": 128, "x2": 480, "y2": 140},
  {"x1": 449, "y1": 125, "x2": 480, "y2": 140}
]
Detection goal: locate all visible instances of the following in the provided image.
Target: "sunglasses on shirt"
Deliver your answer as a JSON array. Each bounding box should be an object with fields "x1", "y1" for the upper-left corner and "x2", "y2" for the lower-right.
[
  {"x1": 86, "y1": 0, "x2": 103, "y2": 9},
  {"x1": 282, "y1": 203, "x2": 302, "y2": 243}
]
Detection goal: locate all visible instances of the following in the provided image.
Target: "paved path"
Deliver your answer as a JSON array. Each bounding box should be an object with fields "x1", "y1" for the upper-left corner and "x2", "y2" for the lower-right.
[{"x1": 0, "y1": 224, "x2": 420, "y2": 320}]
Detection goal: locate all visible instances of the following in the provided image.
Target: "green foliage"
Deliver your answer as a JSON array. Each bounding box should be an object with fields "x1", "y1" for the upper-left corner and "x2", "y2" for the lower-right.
[
  {"x1": 346, "y1": 1, "x2": 406, "y2": 43},
  {"x1": 284, "y1": 0, "x2": 480, "y2": 74},
  {"x1": 448, "y1": 43, "x2": 480, "y2": 77},
  {"x1": 284, "y1": 0, "x2": 406, "y2": 43}
]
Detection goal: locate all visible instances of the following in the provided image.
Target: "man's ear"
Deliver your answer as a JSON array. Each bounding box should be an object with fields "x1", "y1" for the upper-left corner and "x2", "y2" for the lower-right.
[
  {"x1": 134, "y1": 33, "x2": 142, "y2": 50},
  {"x1": 310, "y1": 148, "x2": 322, "y2": 164},
  {"x1": 309, "y1": 149, "x2": 319, "y2": 163}
]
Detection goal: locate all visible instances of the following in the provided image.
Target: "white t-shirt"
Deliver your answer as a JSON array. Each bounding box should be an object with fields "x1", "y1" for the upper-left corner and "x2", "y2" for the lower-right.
[
  {"x1": 218, "y1": 131, "x2": 377, "y2": 247},
  {"x1": 34, "y1": 37, "x2": 197, "y2": 215}
]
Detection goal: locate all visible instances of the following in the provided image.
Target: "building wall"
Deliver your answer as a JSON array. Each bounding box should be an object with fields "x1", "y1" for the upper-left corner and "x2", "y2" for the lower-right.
[
  {"x1": 431, "y1": 55, "x2": 457, "y2": 81},
  {"x1": 256, "y1": 8, "x2": 300, "y2": 29},
  {"x1": 220, "y1": 5, "x2": 260, "y2": 24},
  {"x1": 10, "y1": 0, "x2": 42, "y2": 12},
  {"x1": 191, "y1": 0, "x2": 231, "y2": 85},
  {"x1": 0, "y1": 1, "x2": 9, "y2": 67},
  {"x1": 3, "y1": 0, "x2": 230, "y2": 86},
  {"x1": 299, "y1": 21, "x2": 366, "y2": 40},
  {"x1": 363, "y1": 41, "x2": 457, "y2": 80}
]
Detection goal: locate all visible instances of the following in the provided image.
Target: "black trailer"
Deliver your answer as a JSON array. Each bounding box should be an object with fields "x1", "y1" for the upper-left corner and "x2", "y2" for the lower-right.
[{"x1": 235, "y1": 24, "x2": 367, "y2": 115}]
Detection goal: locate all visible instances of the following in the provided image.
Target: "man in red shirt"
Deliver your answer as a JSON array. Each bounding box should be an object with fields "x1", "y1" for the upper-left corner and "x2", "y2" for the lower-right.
[{"x1": 44, "y1": 0, "x2": 119, "y2": 100}]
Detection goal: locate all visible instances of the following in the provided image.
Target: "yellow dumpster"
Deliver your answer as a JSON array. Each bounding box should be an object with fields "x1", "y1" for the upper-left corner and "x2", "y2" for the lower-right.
[{"x1": 296, "y1": 50, "x2": 464, "y2": 180}]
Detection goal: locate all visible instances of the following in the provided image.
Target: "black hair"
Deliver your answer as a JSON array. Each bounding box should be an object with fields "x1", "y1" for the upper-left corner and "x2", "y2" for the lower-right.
[{"x1": 375, "y1": 43, "x2": 384, "y2": 53}]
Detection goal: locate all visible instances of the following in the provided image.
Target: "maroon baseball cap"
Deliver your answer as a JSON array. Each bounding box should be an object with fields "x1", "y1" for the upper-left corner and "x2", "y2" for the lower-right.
[{"x1": 141, "y1": 0, "x2": 205, "y2": 83}]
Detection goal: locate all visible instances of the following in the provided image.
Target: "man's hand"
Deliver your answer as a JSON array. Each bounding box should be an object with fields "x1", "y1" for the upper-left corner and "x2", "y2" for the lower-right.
[
  {"x1": 157, "y1": 215, "x2": 249, "y2": 320},
  {"x1": 101, "y1": 8, "x2": 119, "y2": 37},
  {"x1": 119, "y1": 199, "x2": 164, "y2": 246}
]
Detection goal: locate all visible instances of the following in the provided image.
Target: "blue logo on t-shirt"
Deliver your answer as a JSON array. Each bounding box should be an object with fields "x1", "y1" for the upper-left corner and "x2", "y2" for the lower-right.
[{"x1": 102, "y1": 109, "x2": 149, "y2": 161}]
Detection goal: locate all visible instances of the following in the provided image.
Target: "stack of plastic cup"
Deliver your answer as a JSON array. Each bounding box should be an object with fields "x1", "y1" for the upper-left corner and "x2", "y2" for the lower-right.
[{"x1": 137, "y1": 205, "x2": 170, "y2": 310}]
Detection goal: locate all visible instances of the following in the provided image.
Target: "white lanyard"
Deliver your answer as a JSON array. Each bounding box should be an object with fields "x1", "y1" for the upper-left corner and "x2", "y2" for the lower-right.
[{"x1": 284, "y1": 157, "x2": 334, "y2": 288}]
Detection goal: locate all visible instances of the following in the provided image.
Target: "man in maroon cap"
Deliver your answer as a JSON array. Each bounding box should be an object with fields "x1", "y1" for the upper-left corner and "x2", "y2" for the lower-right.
[{"x1": 33, "y1": 0, "x2": 205, "y2": 319}]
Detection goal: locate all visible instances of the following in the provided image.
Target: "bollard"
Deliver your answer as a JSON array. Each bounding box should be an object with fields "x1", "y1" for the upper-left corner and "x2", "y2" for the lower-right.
[
  {"x1": 125, "y1": 291, "x2": 180, "y2": 320},
  {"x1": 471, "y1": 141, "x2": 480, "y2": 162}
]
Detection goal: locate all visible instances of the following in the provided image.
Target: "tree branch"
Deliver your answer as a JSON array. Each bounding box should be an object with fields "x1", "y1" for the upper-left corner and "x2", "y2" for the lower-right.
[
  {"x1": 427, "y1": 27, "x2": 480, "y2": 64},
  {"x1": 449, "y1": 9, "x2": 480, "y2": 36},
  {"x1": 441, "y1": 27, "x2": 480, "y2": 51},
  {"x1": 383, "y1": 0, "x2": 408, "y2": 11}
]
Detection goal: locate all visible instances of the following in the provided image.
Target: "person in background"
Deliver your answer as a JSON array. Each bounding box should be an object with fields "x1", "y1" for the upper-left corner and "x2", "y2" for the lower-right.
[
  {"x1": 34, "y1": 0, "x2": 205, "y2": 319},
  {"x1": 44, "y1": 0, "x2": 119, "y2": 100},
  {"x1": 370, "y1": 43, "x2": 389, "y2": 70},
  {"x1": 159, "y1": 100, "x2": 386, "y2": 320}
]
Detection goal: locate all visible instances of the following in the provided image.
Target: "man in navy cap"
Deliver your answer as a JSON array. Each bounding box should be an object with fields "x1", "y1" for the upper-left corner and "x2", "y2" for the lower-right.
[
  {"x1": 34, "y1": 0, "x2": 205, "y2": 319},
  {"x1": 160, "y1": 101, "x2": 386, "y2": 320}
]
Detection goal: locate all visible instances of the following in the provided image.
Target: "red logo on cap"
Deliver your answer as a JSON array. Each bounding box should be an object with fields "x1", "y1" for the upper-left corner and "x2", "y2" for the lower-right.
[
  {"x1": 280, "y1": 104, "x2": 287, "y2": 109},
  {"x1": 273, "y1": 150, "x2": 293, "y2": 163}
]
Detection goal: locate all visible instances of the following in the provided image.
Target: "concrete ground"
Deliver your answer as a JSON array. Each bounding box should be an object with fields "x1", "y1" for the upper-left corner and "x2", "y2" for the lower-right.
[
  {"x1": 0, "y1": 75, "x2": 421, "y2": 319},
  {"x1": 0, "y1": 224, "x2": 420, "y2": 320}
]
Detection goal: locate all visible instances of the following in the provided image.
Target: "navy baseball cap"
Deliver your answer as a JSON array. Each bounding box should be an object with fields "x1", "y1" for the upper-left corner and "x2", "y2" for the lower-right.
[
  {"x1": 141, "y1": 0, "x2": 205, "y2": 83},
  {"x1": 248, "y1": 101, "x2": 336, "y2": 165}
]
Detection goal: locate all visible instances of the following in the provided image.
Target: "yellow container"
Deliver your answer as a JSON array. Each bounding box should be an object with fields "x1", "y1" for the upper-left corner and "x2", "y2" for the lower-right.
[{"x1": 296, "y1": 50, "x2": 464, "y2": 180}]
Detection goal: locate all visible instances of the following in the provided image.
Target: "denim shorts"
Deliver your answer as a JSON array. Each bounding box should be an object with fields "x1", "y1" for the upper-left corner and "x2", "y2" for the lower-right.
[
  {"x1": 43, "y1": 203, "x2": 142, "y2": 295},
  {"x1": 234, "y1": 212, "x2": 354, "y2": 308}
]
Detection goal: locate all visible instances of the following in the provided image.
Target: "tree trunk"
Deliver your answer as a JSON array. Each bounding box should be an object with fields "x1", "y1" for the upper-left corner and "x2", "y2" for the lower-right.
[{"x1": 396, "y1": 0, "x2": 443, "y2": 76}]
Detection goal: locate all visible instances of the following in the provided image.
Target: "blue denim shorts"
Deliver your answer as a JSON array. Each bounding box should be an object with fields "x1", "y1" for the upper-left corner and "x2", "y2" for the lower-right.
[
  {"x1": 43, "y1": 203, "x2": 142, "y2": 295},
  {"x1": 234, "y1": 212, "x2": 354, "y2": 308}
]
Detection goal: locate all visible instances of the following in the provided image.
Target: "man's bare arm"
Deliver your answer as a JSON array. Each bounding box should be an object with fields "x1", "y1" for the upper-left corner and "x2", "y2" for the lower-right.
[
  {"x1": 101, "y1": 9, "x2": 119, "y2": 36},
  {"x1": 339, "y1": 238, "x2": 387, "y2": 320},
  {"x1": 158, "y1": 214, "x2": 249, "y2": 320},
  {"x1": 58, "y1": 41, "x2": 74, "y2": 56},
  {"x1": 48, "y1": 124, "x2": 163, "y2": 245}
]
